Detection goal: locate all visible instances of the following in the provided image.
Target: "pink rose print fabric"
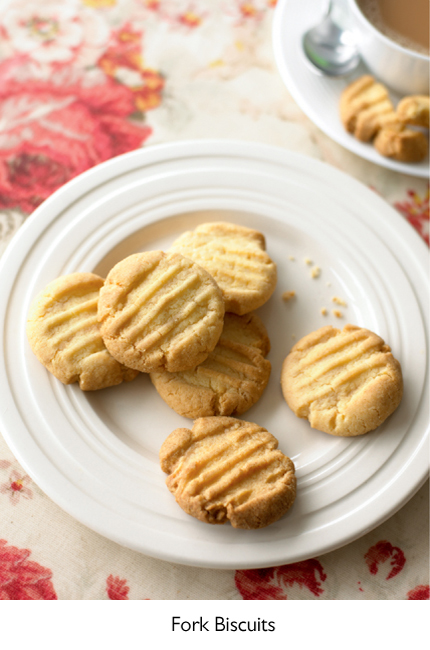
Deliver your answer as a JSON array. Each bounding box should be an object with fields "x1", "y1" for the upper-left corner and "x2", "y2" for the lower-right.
[
  {"x1": 97, "y1": 23, "x2": 164, "y2": 113},
  {"x1": 407, "y1": 585, "x2": 430, "y2": 600},
  {"x1": 0, "y1": 0, "x2": 160, "y2": 214},
  {"x1": 0, "y1": 466, "x2": 33, "y2": 504},
  {"x1": 364, "y1": 541, "x2": 406, "y2": 580},
  {"x1": 234, "y1": 541, "x2": 414, "y2": 599},
  {"x1": 106, "y1": 575, "x2": 129, "y2": 600},
  {"x1": 235, "y1": 559, "x2": 327, "y2": 599},
  {"x1": 395, "y1": 187, "x2": 429, "y2": 246},
  {"x1": 0, "y1": 540, "x2": 57, "y2": 600},
  {"x1": 0, "y1": 68, "x2": 151, "y2": 212},
  {"x1": 1, "y1": 0, "x2": 110, "y2": 66}
]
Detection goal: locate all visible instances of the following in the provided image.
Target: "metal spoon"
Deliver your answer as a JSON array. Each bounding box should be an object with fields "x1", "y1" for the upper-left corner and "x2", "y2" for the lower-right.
[{"x1": 302, "y1": 0, "x2": 360, "y2": 76}]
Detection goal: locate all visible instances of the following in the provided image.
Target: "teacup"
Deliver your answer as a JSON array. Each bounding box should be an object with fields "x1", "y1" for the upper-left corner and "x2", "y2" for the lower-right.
[{"x1": 347, "y1": 0, "x2": 429, "y2": 96}]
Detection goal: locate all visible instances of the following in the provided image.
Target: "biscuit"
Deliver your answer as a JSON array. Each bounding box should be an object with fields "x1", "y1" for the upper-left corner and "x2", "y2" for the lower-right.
[
  {"x1": 340, "y1": 75, "x2": 396, "y2": 141},
  {"x1": 281, "y1": 324, "x2": 403, "y2": 437},
  {"x1": 160, "y1": 416, "x2": 296, "y2": 529},
  {"x1": 340, "y1": 77, "x2": 429, "y2": 162},
  {"x1": 397, "y1": 95, "x2": 430, "y2": 129},
  {"x1": 353, "y1": 99, "x2": 399, "y2": 142},
  {"x1": 150, "y1": 312, "x2": 271, "y2": 418},
  {"x1": 170, "y1": 222, "x2": 277, "y2": 315},
  {"x1": 374, "y1": 124, "x2": 428, "y2": 162},
  {"x1": 26, "y1": 272, "x2": 138, "y2": 390},
  {"x1": 98, "y1": 251, "x2": 225, "y2": 373}
]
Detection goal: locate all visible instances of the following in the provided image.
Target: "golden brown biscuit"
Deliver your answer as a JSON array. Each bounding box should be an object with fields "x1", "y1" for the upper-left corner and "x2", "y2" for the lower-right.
[
  {"x1": 170, "y1": 222, "x2": 277, "y2": 315},
  {"x1": 27, "y1": 272, "x2": 138, "y2": 390},
  {"x1": 98, "y1": 251, "x2": 225, "y2": 373},
  {"x1": 340, "y1": 75, "x2": 395, "y2": 140},
  {"x1": 160, "y1": 416, "x2": 296, "y2": 529},
  {"x1": 354, "y1": 99, "x2": 398, "y2": 142},
  {"x1": 281, "y1": 324, "x2": 403, "y2": 437},
  {"x1": 340, "y1": 76, "x2": 429, "y2": 162},
  {"x1": 150, "y1": 312, "x2": 271, "y2": 418},
  {"x1": 374, "y1": 124, "x2": 428, "y2": 162},
  {"x1": 397, "y1": 95, "x2": 430, "y2": 129}
]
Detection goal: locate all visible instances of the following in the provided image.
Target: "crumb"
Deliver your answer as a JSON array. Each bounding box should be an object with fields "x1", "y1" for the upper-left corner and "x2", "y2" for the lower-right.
[
  {"x1": 332, "y1": 296, "x2": 347, "y2": 307},
  {"x1": 321, "y1": 307, "x2": 328, "y2": 316},
  {"x1": 333, "y1": 309, "x2": 343, "y2": 318},
  {"x1": 326, "y1": 282, "x2": 331, "y2": 287},
  {"x1": 282, "y1": 290, "x2": 296, "y2": 301},
  {"x1": 310, "y1": 266, "x2": 320, "y2": 278},
  {"x1": 304, "y1": 257, "x2": 312, "y2": 265},
  {"x1": 291, "y1": 334, "x2": 296, "y2": 340},
  {"x1": 288, "y1": 255, "x2": 295, "y2": 261}
]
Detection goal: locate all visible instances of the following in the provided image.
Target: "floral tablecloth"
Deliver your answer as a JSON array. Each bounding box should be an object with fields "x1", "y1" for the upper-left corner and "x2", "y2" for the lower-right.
[{"x1": 0, "y1": 0, "x2": 428, "y2": 601}]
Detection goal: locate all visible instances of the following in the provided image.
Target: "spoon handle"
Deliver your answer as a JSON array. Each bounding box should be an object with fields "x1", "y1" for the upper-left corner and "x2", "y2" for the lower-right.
[{"x1": 323, "y1": 0, "x2": 333, "y2": 17}]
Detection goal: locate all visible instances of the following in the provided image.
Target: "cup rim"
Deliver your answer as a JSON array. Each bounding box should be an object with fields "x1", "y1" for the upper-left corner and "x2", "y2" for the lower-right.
[{"x1": 349, "y1": 0, "x2": 430, "y2": 62}]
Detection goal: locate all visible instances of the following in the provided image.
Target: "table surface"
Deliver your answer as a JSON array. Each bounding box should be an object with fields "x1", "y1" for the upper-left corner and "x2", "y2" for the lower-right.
[{"x1": 0, "y1": 0, "x2": 428, "y2": 601}]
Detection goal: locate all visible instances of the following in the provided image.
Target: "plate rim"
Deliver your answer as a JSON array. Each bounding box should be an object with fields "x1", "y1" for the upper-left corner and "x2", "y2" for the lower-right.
[{"x1": 0, "y1": 139, "x2": 428, "y2": 569}]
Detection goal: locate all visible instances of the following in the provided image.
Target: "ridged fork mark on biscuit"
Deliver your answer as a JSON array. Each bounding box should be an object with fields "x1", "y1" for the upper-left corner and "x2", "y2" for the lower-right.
[
  {"x1": 169, "y1": 421, "x2": 269, "y2": 480},
  {"x1": 122, "y1": 276, "x2": 205, "y2": 345},
  {"x1": 184, "y1": 445, "x2": 281, "y2": 500},
  {"x1": 293, "y1": 361, "x2": 394, "y2": 416},
  {"x1": 61, "y1": 331, "x2": 105, "y2": 360},
  {"x1": 43, "y1": 297, "x2": 99, "y2": 329},
  {"x1": 49, "y1": 314, "x2": 99, "y2": 345},
  {"x1": 293, "y1": 339, "x2": 387, "y2": 387},
  {"x1": 101, "y1": 261, "x2": 186, "y2": 333},
  {"x1": 134, "y1": 293, "x2": 219, "y2": 355},
  {"x1": 203, "y1": 453, "x2": 290, "y2": 504}
]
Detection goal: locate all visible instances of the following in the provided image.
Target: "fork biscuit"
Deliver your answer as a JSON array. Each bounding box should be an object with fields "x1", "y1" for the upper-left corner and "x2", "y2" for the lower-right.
[
  {"x1": 281, "y1": 324, "x2": 403, "y2": 437},
  {"x1": 98, "y1": 251, "x2": 225, "y2": 373},
  {"x1": 27, "y1": 273, "x2": 138, "y2": 390},
  {"x1": 170, "y1": 222, "x2": 277, "y2": 315},
  {"x1": 397, "y1": 95, "x2": 430, "y2": 129},
  {"x1": 160, "y1": 416, "x2": 296, "y2": 529},
  {"x1": 340, "y1": 76, "x2": 429, "y2": 161},
  {"x1": 150, "y1": 312, "x2": 271, "y2": 418},
  {"x1": 353, "y1": 99, "x2": 399, "y2": 142},
  {"x1": 340, "y1": 75, "x2": 396, "y2": 141},
  {"x1": 374, "y1": 124, "x2": 428, "y2": 162}
]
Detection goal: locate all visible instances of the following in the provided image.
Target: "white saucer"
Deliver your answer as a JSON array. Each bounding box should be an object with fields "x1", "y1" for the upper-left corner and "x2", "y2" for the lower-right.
[
  {"x1": 0, "y1": 140, "x2": 428, "y2": 568},
  {"x1": 272, "y1": 0, "x2": 430, "y2": 177}
]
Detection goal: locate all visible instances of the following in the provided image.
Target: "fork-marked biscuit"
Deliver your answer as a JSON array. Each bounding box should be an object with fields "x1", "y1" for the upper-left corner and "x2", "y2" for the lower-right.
[
  {"x1": 160, "y1": 416, "x2": 296, "y2": 529},
  {"x1": 397, "y1": 95, "x2": 430, "y2": 129},
  {"x1": 170, "y1": 222, "x2": 277, "y2": 315},
  {"x1": 340, "y1": 75, "x2": 396, "y2": 141},
  {"x1": 27, "y1": 273, "x2": 138, "y2": 390},
  {"x1": 374, "y1": 124, "x2": 429, "y2": 162},
  {"x1": 150, "y1": 312, "x2": 271, "y2": 418},
  {"x1": 281, "y1": 324, "x2": 403, "y2": 437},
  {"x1": 98, "y1": 251, "x2": 225, "y2": 373},
  {"x1": 340, "y1": 76, "x2": 429, "y2": 162}
]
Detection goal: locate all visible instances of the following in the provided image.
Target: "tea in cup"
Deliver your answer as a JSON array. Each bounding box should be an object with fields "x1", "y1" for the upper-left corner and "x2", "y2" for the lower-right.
[{"x1": 348, "y1": 0, "x2": 429, "y2": 95}]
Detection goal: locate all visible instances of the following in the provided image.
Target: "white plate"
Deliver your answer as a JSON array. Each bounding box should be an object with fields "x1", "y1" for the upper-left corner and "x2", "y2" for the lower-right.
[
  {"x1": 272, "y1": 0, "x2": 430, "y2": 177},
  {"x1": 0, "y1": 141, "x2": 428, "y2": 569}
]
